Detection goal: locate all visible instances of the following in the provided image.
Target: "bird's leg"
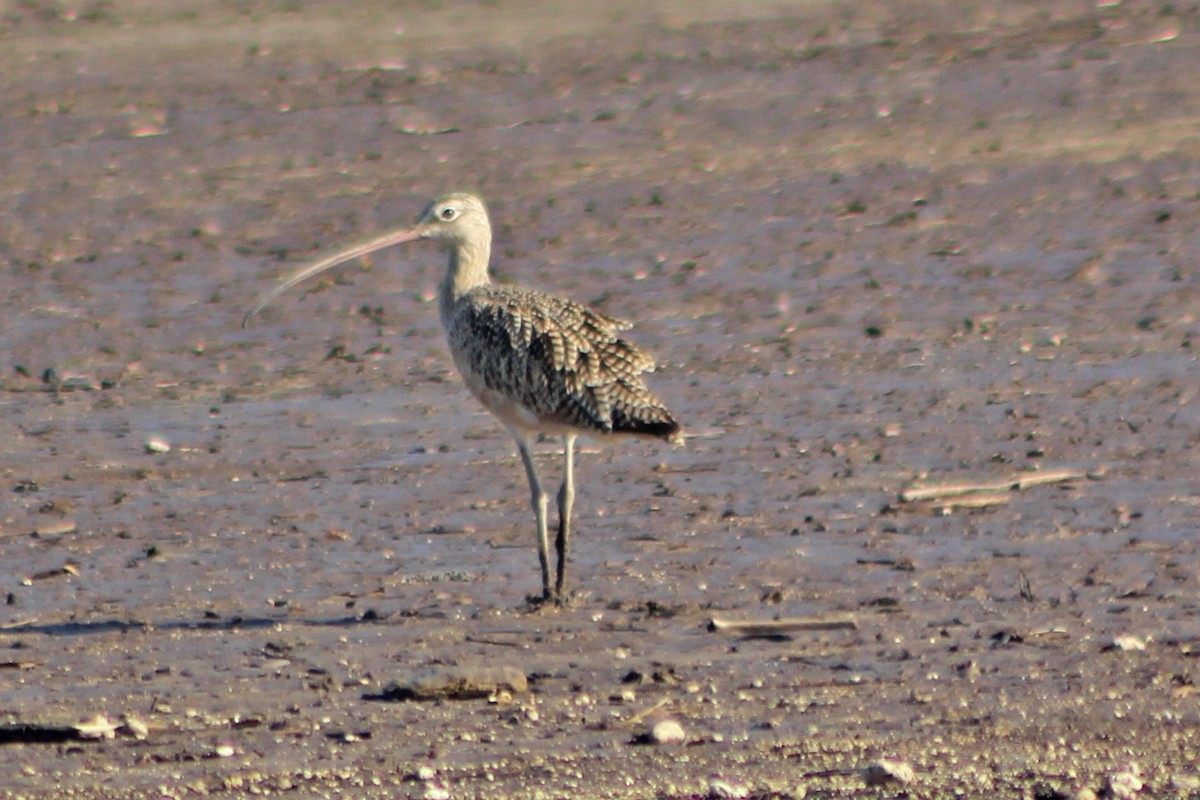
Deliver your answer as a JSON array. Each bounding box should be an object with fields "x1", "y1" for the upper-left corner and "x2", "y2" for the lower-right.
[
  {"x1": 515, "y1": 436, "x2": 553, "y2": 602},
  {"x1": 554, "y1": 433, "x2": 577, "y2": 604}
]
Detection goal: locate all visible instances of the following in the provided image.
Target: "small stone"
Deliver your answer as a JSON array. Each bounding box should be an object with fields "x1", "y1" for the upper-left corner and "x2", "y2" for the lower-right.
[
  {"x1": 74, "y1": 714, "x2": 118, "y2": 740},
  {"x1": 863, "y1": 758, "x2": 915, "y2": 786},
  {"x1": 707, "y1": 776, "x2": 750, "y2": 798},
  {"x1": 1106, "y1": 763, "x2": 1143, "y2": 799},
  {"x1": 1111, "y1": 635, "x2": 1148, "y2": 652},
  {"x1": 145, "y1": 436, "x2": 171, "y2": 454},
  {"x1": 120, "y1": 714, "x2": 150, "y2": 740},
  {"x1": 1171, "y1": 774, "x2": 1200, "y2": 793},
  {"x1": 649, "y1": 719, "x2": 686, "y2": 745}
]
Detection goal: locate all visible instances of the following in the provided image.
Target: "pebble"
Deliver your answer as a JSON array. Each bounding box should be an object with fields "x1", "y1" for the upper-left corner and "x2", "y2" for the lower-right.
[
  {"x1": 74, "y1": 714, "x2": 118, "y2": 740},
  {"x1": 649, "y1": 719, "x2": 686, "y2": 745},
  {"x1": 1171, "y1": 773, "x2": 1200, "y2": 793},
  {"x1": 1106, "y1": 763, "x2": 1143, "y2": 799},
  {"x1": 863, "y1": 758, "x2": 915, "y2": 786},
  {"x1": 1111, "y1": 635, "x2": 1148, "y2": 652},
  {"x1": 707, "y1": 777, "x2": 749, "y2": 798},
  {"x1": 120, "y1": 714, "x2": 149, "y2": 740},
  {"x1": 145, "y1": 436, "x2": 171, "y2": 454}
]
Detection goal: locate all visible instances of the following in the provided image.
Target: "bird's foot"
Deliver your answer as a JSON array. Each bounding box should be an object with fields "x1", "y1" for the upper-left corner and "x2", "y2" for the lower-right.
[
  {"x1": 524, "y1": 591, "x2": 556, "y2": 610},
  {"x1": 524, "y1": 588, "x2": 575, "y2": 610}
]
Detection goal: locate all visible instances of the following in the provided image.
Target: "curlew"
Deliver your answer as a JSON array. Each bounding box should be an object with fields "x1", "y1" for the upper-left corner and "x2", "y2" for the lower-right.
[{"x1": 244, "y1": 193, "x2": 682, "y2": 605}]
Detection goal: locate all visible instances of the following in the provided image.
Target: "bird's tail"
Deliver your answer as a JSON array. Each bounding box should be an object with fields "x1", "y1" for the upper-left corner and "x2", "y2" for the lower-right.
[{"x1": 613, "y1": 408, "x2": 683, "y2": 445}]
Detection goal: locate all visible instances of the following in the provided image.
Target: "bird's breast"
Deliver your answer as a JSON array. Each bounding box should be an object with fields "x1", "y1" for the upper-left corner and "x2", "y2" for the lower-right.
[
  {"x1": 443, "y1": 301, "x2": 602, "y2": 438},
  {"x1": 455, "y1": 363, "x2": 558, "y2": 435}
]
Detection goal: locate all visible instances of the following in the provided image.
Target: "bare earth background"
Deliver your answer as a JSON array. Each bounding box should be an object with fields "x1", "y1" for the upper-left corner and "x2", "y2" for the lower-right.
[{"x1": 2, "y1": 1, "x2": 1200, "y2": 797}]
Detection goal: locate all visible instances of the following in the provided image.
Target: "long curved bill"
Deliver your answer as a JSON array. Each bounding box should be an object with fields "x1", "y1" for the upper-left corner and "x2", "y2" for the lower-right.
[{"x1": 242, "y1": 226, "x2": 425, "y2": 328}]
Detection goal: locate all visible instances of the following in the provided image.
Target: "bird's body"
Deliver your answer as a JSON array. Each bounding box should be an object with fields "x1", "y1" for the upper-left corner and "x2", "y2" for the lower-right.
[
  {"x1": 443, "y1": 284, "x2": 680, "y2": 442},
  {"x1": 245, "y1": 193, "x2": 681, "y2": 604}
]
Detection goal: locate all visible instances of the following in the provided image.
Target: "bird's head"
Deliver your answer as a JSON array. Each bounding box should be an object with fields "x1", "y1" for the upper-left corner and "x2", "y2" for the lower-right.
[{"x1": 413, "y1": 193, "x2": 491, "y2": 249}]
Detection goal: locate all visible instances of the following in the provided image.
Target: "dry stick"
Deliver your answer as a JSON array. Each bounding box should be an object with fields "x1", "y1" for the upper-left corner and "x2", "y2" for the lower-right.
[
  {"x1": 900, "y1": 481, "x2": 1014, "y2": 502},
  {"x1": 708, "y1": 616, "x2": 858, "y2": 635},
  {"x1": 905, "y1": 492, "x2": 1013, "y2": 515},
  {"x1": 0, "y1": 619, "x2": 35, "y2": 630},
  {"x1": 464, "y1": 635, "x2": 526, "y2": 649},
  {"x1": 938, "y1": 492, "x2": 1013, "y2": 508},
  {"x1": 1012, "y1": 467, "x2": 1099, "y2": 488},
  {"x1": 32, "y1": 520, "x2": 78, "y2": 536},
  {"x1": 623, "y1": 697, "x2": 673, "y2": 727},
  {"x1": 900, "y1": 465, "x2": 1098, "y2": 503}
]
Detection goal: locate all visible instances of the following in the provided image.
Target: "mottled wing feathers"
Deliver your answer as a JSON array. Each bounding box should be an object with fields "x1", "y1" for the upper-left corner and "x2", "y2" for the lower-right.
[{"x1": 447, "y1": 285, "x2": 681, "y2": 442}]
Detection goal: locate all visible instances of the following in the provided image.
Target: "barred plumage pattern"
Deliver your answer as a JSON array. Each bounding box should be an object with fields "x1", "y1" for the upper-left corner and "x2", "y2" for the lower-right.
[{"x1": 446, "y1": 284, "x2": 681, "y2": 443}]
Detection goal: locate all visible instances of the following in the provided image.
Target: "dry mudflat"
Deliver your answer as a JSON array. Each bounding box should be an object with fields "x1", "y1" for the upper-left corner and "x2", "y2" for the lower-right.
[{"x1": 2, "y1": 1, "x2": 1199, "y2": 797}]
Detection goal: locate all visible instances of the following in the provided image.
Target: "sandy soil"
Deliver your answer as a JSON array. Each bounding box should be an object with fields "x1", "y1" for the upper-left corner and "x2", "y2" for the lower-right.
[{"x1": 2, "y1": 1, "x2": 1199, "y2": 797}]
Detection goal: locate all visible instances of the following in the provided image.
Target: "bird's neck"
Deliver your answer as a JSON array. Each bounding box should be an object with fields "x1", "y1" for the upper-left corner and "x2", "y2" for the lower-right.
[{"x1": 439, "y1": 238, "x2": 491, "y2": 315}]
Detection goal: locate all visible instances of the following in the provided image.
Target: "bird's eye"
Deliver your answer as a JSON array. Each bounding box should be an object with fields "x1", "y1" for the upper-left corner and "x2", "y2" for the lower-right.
[{"x1": 440, "y1": 207, "x2": 457, "y2": 220}]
